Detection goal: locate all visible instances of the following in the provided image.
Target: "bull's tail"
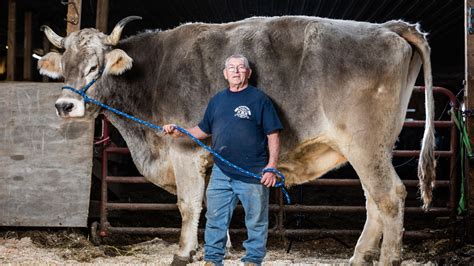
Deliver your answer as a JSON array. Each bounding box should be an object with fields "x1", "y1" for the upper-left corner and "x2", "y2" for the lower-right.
[{"x1": 384, "y1": 20, "x2": 435, "y2": 210}]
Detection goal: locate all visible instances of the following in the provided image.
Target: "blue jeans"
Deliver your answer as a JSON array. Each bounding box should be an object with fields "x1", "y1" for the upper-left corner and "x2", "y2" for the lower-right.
[{"x1": 204, "y1": 164, "x2": 269, "y2": 265}]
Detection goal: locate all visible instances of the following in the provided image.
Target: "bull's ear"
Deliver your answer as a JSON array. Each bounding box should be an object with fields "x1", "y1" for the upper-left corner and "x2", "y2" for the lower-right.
[
  {"x1": 37, "y1": 52, "x2": 63, "y2": 79},
  {"x1": 104, "y1": 49, "x2": 133, "y2": 75}
]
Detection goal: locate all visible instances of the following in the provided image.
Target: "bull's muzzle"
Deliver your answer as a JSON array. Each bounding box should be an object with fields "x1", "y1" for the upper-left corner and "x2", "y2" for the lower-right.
[{"x1": 55, "y1": 101, "x2": 74, "y2": 116}]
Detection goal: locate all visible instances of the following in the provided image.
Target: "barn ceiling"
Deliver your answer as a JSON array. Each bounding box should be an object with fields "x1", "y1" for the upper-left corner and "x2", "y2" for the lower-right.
[{"x1": 0, "y1": 0, "x2": 465, "y2": 89}]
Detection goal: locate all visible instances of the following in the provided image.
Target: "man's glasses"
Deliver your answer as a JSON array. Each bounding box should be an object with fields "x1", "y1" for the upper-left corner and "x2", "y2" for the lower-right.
[{"x1": 226, "y1": 65, "x2": 247, "y2": 73}]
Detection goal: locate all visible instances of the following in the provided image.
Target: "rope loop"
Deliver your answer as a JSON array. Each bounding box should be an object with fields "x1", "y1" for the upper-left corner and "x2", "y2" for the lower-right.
[{"x1": 62, "y1": 80, "x2": 292, "y2": 204}]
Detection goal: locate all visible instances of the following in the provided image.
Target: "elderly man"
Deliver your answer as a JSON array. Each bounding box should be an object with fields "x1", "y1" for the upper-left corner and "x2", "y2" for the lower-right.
[{"x1": 163, "y1": 54, "x2": 283, "y2": 266}]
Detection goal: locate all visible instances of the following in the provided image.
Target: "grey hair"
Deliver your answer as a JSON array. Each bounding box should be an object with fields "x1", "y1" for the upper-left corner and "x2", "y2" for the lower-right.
[{"x1": 224, "y1": 54, "x2": 250, "y2": 69}]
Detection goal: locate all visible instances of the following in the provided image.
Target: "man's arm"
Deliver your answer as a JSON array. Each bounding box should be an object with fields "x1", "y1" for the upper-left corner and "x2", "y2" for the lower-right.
[
  {"x1": 163, "y1": 125, "x2": 210, "y2": 140},
  {"x1": 261, "y1": 131, "x2": 280, "y2": 187}
]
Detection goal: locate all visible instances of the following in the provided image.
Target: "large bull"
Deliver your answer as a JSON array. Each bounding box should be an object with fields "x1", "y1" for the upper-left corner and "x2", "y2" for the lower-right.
[{"x1": 38, "y1": 16, "x2": 434, "y2": 265}]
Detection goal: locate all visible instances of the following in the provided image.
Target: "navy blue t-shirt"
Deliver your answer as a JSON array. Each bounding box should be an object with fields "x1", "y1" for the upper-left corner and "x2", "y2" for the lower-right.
[{"x1": 198, "y1": 86, "x2": 283, "y2": 183}]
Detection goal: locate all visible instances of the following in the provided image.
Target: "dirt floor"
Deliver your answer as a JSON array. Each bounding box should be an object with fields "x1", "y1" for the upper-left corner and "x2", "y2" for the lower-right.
[{"x1": 0, "y1": 229, "x2": 473, "y2": 265}]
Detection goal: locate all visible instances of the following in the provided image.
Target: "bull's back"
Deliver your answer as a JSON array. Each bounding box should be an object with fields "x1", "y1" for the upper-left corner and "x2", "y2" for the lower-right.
[{"x1": 124, "y1": 16, "x2": 417, "y2": 146}]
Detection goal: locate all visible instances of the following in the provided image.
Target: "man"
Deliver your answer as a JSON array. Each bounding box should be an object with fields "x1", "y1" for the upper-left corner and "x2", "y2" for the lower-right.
[{"x1": 163, "y1": 54, "x2": 283, "y2": 266}]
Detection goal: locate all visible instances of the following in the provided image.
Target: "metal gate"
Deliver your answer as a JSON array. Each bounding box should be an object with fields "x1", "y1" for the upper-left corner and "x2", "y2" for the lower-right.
[{"x1": 90, "y1": 86, "x2": 458, "y2": 243}]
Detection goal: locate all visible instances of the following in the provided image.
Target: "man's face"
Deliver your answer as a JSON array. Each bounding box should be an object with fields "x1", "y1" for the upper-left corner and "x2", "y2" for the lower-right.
[{"x1": 223, "y1": 58, "x2": 252, "y2": 87}]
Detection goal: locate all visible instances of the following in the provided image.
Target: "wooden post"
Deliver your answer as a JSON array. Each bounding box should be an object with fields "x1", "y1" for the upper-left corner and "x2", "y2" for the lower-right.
[
  {"x1": 96, "y1": 0, "x2": 109, "y2": 32},
  {"x1": 465, "y1": 0, "x2": 474, "y2": 242},
  {"x1": 23, "y1": 11, "x2": 32, "y2": 81},
  {"x1": 66, "y1": 0, "x2": 82, "y2": 34},
  {"x1": 6, "y1": 0, "x2": 16, "y2": 81},
  {"x1": 42, "y1": 33, "x2": 50, "y2": 82}
]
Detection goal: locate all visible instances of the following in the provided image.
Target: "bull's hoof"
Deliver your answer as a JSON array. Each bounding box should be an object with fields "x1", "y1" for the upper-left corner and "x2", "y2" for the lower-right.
[
  {"x1": 391, "y1": 260, "x2": 401, "y2": 266},
  {"x1": 349, "y1": 261, "x2": 372, "y2": 266},
  {"x1": 362, "y1": 251, "x2": 379, "y2": 263},
  {"x1": 350, "y1": 250, "x2": 379, "y2": 266},
  {"x1": 171, "y1": 254, "x2": 192, "y2": 266}
]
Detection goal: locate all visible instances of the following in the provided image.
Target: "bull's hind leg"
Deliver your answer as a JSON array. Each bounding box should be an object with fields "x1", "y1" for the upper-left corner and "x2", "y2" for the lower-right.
[
  {"x1": 170, "y1": 149, "x2": 207, "y2": 265},
  {"x1": 346, "y1": 151, "x2": 407, "y2": 265},
  {"x1": 349, "y1": 191, "x2": 383, "y2": 264}
]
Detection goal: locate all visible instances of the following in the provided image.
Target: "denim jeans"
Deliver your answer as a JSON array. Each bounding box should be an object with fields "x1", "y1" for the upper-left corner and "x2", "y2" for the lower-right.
[{"x1": 204, "y1": 164, "x2": 269, "y2": 265}]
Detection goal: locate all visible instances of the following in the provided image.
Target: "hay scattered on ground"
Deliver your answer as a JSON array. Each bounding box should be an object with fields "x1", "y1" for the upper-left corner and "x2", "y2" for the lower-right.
[{"x1": 0, "y1": 229, "x2": 473, "y2": 265}]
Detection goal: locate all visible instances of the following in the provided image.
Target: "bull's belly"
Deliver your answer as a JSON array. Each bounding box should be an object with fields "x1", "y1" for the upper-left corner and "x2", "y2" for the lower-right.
[{"x1": 280, "y1": 137, "x2": 348, "y2": 186}]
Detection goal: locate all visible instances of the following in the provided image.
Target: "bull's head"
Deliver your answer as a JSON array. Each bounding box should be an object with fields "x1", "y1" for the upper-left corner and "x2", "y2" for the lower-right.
[{"x1": 38, "y1": 16, "x2": 141, "y2": 118}]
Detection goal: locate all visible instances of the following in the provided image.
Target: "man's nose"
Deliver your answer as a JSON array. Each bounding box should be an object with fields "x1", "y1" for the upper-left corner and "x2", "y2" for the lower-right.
[{"x1": 55, "y1": 102, "x2": 75, "y2": 114}]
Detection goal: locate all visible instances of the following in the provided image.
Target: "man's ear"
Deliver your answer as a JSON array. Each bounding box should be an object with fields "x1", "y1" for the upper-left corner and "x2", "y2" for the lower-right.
[
  {"x1": 104, "y1": 49, "x2": 133, "y2": 75},
  {"x1": 223, "y1": 69, "x2": 228, "y2": 80},
  {"x1": 37, "y1": 52, "x2": 63, "y2": 79}
]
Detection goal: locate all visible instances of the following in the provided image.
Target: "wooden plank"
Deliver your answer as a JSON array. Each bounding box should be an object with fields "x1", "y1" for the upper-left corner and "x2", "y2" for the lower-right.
[
  {"x1": 66, "y1": 0, "x2": 82, "y2": 34},
  {"x1": 96, "y1": 0, "x2": 109, "y2": 32},
  {"x1": 23, "y1": 11, "x2": 32, "y2": 81},
  {"x1": 6, "y1": 0, "x2": 16, "y2": 81},
  {"x1": 465, "y1": 0, "x2": 474, "y2": 242},
  {"x1": 42, "y1": 32, "x2": 50, "y2": 82},
  {"x1": 0, "y1": 82, "x2": 94, "y2": 227}
]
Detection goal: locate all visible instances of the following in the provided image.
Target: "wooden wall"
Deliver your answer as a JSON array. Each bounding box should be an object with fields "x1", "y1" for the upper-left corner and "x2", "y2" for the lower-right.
[{"x1": 0, "y1": 82, "x2": 94, "y2": 227}]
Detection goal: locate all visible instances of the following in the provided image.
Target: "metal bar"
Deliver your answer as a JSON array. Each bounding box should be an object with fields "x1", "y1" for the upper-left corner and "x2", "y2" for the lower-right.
[
  {"x1": 104, "y1": 146, "x2": 130, "y2": 154},
  {"x1": 106, "y1": 202, "x2": 450, "y2": 216},
  {"x1": 393, "y1": 150, "x2": 453, "y2": 157},
  {"x1": 277, "y1": 188, "x2": 284, "y2": 238},
  {"x1": 403, "y1": 121, "x2": 453, "y2": 128},
  {"x1": 449, "y1": 102, "x2": 459, "y2": 244},
  {"x1": 307, "y1": 179, "x2": 450, "y2": 187},
  {"x1": 107, "y1": 176, "x2": 452, "y2": 187},
  {"x1": 414, "y1": 86, "x2": 458, "y2": 106},
  {"x1": 102, "y1": 143, "x2": 453, "y2": 158},
  {"x1": 108, "y1": 226, "x2": 182, "y2": 235},
  {"x1": 107, "y1": 203, "x2": 178, "y2": 211},
  {"x1": 274, "y1": 205, "x2": 451, "y2": 215},
  {"x1": 106, "y1": 176, "x2": 148, "y2": 183},
  {"x1": 99, "y1": 119, "x2": 110, "y2": 237},
  {"x1": 104, "y1": 147, "x2": 452, "y2": 157},
  {"x1": 107, "y1": 226, "x2": 446, "y2": 239},
  {"x1": 277, "y1": 229, "x2": 446, "y2": 239}
]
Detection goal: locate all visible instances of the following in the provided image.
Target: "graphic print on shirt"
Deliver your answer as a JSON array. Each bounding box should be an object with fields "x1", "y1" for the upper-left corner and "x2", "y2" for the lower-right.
[{"x1": 234, "y1": 106, "x2": 252, "y2": 119}]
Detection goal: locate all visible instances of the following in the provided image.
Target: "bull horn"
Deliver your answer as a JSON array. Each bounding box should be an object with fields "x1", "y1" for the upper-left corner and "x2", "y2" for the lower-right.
[
  {"x1": 104, "y1": 16, "x2": 142, "y2": 46},
  {"x1": 40, "y1": 25, "x2": 64, "y2": 48}
]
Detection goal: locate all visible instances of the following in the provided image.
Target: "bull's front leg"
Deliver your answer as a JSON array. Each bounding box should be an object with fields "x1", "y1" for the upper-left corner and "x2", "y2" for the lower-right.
[{"x1": 170, "y1": 150, "x2": 207, "y2": 265}]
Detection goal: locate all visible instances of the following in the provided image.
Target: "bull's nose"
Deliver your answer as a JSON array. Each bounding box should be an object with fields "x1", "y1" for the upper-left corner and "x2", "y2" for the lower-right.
[{"x1": 55, "y1": 102, "x2": 74, "y2": 114}]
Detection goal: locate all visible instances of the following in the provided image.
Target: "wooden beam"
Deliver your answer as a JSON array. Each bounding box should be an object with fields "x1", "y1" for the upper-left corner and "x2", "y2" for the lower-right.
[
  {"x1": 66, "y1": 0, "x2": 82, "y2": 34},
  {"x1": 23, "y1": 11, "x2": 32, "y2": 81},
  {"x1": 42, "y1": 32, "x2": 50, "y2": 82},
  {"x1": 465, "y1": 0, "x2": 474, "y2": 242},
  {"x1": 96, "y1": 0, "x2": 109, "y2": 32},
  {"x1": 6, "y1": 0, "x2": 16, "y2": 81}
]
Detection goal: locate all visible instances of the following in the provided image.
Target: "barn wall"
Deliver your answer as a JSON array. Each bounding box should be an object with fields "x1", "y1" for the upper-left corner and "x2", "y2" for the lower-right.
[{"x1": 0, "y1": 82, "x2": 94, "y2": 227}]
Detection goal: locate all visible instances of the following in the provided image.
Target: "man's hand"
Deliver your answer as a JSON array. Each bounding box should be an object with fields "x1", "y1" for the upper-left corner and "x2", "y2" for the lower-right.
[
  {"x1": 261, "y1": 170, "x2": 277, "y2": 187},
  {"x1": 163, "y1": 124, "x2": 183, "y2": 138}
]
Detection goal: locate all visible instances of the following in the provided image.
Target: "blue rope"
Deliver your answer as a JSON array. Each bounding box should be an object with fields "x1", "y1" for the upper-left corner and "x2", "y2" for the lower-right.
[{"x1": 62, "y1": 80, "x2": 291, "y2": 204}]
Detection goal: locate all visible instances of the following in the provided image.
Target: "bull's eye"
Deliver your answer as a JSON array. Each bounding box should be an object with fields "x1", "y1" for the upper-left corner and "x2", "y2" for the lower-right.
[{"x1": 87, "y1": 65, "x2": 98, "y2": 75}]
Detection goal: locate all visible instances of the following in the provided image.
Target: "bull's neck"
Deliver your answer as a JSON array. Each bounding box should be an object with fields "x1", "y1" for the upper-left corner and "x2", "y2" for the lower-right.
[
  {"x1": 97, "y1": 74, "x2": 161, "y2": 179},
  {"x1": 103, "y1": 109, "x2": 161, "y2": 179},
  {"x1": 95, "y1": 31, "x2": 220, "y2": 180}
]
